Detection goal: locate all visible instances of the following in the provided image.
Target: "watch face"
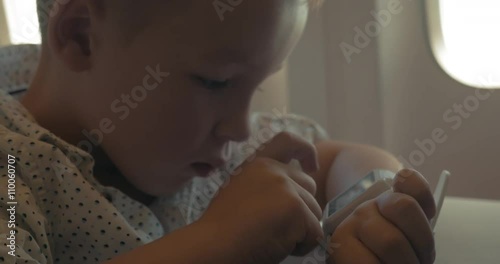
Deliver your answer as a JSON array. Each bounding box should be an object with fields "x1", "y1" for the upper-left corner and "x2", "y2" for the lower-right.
[{"x1": 327, "y1": 170, "x2": 394, "y2": 217}]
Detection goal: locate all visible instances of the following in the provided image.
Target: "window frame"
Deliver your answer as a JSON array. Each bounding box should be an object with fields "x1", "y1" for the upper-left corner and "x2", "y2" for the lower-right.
[{"x1": 0, "y1": 0, "x2": 10, "y2": 46}]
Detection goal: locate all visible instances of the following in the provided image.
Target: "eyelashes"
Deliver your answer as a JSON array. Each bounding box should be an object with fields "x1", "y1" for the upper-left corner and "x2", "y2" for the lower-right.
[
  {"x1": 193, "y1": 76, "x2": 265, "y2": 93},
  {"x1": 195, "y1": 76, "x2": 230, "y2": 90}
]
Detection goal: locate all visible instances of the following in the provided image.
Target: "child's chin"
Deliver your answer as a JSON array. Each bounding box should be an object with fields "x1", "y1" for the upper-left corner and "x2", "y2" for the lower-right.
[{"x1": 190, "y1": 163, "x2": 216, "y2": 178}]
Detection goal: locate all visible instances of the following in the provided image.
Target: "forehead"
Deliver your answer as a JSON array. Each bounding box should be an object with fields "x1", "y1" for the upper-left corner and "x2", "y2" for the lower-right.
[{"x1": 149, "y1": 0, "x2": 309, "y2": 66}]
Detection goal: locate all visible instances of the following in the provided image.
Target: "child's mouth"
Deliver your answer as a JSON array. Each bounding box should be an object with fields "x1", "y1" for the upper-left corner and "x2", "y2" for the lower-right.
[{"x1": 190, "y1": 162, "x2": 215, "y2": 177}]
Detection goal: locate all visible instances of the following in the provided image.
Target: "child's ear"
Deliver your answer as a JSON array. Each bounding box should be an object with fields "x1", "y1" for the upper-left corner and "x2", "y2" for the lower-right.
[{"x1": 46, "y1": 0, "x2": 103, "y2": 72}]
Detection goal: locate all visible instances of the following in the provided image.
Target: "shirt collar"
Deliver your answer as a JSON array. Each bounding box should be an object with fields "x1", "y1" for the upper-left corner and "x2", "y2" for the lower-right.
[{"x1": 0, "y1": 90, "x2": 100, "y2": 187}]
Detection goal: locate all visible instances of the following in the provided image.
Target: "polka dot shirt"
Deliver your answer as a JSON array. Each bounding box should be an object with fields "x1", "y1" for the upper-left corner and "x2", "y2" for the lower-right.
[{"x1": 0, "y1": 45, "x2": 331, "y2": 263}]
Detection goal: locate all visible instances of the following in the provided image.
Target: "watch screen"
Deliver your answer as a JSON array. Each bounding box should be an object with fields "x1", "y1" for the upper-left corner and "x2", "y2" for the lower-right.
[{"x1": 326, "y1": 170, "x2": 394, "y2": 217}]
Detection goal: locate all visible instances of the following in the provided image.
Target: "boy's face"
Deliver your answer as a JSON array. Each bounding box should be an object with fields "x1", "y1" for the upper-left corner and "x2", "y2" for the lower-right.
[{"x1": 73, "y1": 0, "x2": 309, "y2": 196}]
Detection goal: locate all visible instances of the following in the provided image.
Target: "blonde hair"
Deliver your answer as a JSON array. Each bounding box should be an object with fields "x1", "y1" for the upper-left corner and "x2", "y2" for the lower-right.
[{"x1": 36, "y1": 0, "x2": 148, "y2": 41}]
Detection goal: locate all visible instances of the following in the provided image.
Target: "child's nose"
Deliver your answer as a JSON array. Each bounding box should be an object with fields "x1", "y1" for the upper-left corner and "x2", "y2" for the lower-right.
[{"x1": 214, "y1": 111, "x2": 251, "y2": 143}]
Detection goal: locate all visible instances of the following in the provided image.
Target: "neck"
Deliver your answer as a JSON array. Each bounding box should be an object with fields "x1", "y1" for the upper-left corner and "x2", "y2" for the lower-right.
[
  {"x1": 21, "y1": 56, "x2": 85, "y2": 145},
  {"x1": 92, "y1": 146, "x2": 156, "y2": 206}
]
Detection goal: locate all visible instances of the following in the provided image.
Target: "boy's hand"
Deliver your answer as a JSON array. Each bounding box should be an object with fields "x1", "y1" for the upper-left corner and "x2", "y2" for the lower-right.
[
  {"x1": 328, "y1": 169, "x2": 437, "y2": 264},
  {"x1": 198, "y1": 132, "x2": 323, "y2": 263}
]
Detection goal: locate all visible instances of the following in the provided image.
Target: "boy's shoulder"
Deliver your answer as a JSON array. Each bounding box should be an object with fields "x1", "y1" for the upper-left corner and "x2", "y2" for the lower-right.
[
  {"x1": 0, "y1": 90, "x2": 36, "y2": 133},
  {"x1": 0, "y1": 91, "x2": 99, "y2": 191}
]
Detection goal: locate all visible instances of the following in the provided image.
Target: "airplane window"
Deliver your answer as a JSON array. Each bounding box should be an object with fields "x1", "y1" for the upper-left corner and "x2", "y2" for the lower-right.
[
  {"x1": 428, "y1": 0, "x2": 500, "y2": 88},
  {"x1": 3, "y1": 0, "x2": 41, "y2": 44}
]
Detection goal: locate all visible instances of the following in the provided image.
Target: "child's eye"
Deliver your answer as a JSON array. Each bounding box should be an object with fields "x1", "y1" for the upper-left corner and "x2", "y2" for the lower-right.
[{"x1": 195, "y1": 76, "x2": 230, "y2": 90}]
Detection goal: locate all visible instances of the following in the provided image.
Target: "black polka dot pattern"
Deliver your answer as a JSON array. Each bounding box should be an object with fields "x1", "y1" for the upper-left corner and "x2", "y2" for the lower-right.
[
  {"x1": 0, "y1": 89, "x2": 169, "y2": 262},
  {"x1": 0, "y1": 47, "x2": 330, "y2": 263}
]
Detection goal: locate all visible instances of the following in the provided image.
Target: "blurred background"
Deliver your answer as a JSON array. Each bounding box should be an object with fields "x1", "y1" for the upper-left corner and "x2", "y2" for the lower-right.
[{"x1": 1, "y1": 0, "x2": 499, "y2": 200}]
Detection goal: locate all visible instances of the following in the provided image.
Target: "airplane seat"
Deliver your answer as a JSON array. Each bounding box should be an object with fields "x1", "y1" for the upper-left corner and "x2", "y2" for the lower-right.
[{"x1": 0, "y1": 44, "x2": 40, "y2": 98}]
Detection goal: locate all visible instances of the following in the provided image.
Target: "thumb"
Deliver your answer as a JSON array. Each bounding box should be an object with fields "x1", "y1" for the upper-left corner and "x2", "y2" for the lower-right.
[{"x1": 392, "y1": 168, "x2": 436, "y2": 220}]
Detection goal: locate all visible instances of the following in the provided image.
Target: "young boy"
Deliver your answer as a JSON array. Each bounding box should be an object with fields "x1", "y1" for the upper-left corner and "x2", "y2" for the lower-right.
[{"x1": 0, "y1": 0, "x2": 436, "y2": 263}]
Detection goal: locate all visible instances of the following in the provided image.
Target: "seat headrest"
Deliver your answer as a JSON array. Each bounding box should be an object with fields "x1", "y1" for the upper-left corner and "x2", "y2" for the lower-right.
[{"x1": 0, "y1": 44, "x2": 40, "y2": 98}]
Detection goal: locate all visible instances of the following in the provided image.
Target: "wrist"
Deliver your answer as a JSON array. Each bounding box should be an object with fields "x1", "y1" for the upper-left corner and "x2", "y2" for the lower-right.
[{"x1": 189, "y1": 217, "x2": 242, "y2": 263}]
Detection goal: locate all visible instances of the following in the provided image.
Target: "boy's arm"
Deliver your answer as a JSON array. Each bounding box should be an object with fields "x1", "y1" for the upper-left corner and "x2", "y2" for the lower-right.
[
  {"x1": 310, "y1": 140, "x2": 403, "y2": 209},
  {"x1": 104, "y1": 220, "x2": 238, "y2": 264}
]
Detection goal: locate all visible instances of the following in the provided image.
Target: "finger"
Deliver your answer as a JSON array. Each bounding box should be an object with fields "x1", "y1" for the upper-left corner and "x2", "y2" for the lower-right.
[
  {"x1": 327, "y1": 213, "x2": 381, "y2": 264},
  {"x1": 393, "y1": 168, "x2": 436, "y2": 220},
  {"x1": 286, "y1": 166, "x2": 317, "y2": 196},
  {"x1": 256, "y1": 132, "x2": 319, "y2": 173},
  {"x1": 329, "y1": 236, "x2": 380, "y2": 264},
  {"x1": 292, "y1": 179, "x2": 322, "y2": 220},
  {"x1": 377, "y1": 192, "x2": 436, "y2": 264},
  {"x1": 291, "y1": 192, "x2": 324, "y2": 256},
  {"x1": 355, "y1": 201, "x2": 419, "y2": 264}
]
